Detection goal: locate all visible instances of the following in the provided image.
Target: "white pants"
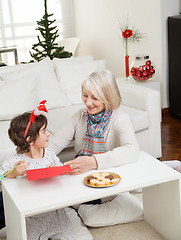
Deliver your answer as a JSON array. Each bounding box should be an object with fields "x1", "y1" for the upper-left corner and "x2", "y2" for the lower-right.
[{"x1": 77, "y1": 192, "x2": 143, "y2": 227}]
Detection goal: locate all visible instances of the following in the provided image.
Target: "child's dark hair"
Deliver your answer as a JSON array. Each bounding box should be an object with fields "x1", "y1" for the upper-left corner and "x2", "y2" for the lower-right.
[{"x1": 8, "y1": 112, "x2": 47, "y2": 154}]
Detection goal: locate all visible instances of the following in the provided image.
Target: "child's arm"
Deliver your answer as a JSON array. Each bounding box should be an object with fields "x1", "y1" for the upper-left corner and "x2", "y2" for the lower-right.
[{"x1": 4, "y1": 161, "x2": 30, "y2": 178}]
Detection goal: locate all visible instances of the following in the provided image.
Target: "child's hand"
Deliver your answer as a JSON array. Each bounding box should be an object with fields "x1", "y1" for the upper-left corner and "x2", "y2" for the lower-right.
[
  {"x1": 5, "y1": 161, "x2": 30, "y2": 178},
  {"x1": 46, "y1": 164, "x2": 55, "y2": 168},
  {"x1": 14, "y1": 161, "x2": 30, "y2": 176}
]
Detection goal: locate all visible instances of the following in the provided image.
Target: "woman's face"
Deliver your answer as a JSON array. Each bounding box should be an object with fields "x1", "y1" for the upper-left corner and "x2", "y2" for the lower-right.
[{"x1": 82, "y1": 89, "x2": 105, "y2": 115}]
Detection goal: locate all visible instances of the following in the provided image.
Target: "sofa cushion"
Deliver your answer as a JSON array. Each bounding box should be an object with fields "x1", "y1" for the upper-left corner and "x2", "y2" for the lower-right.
[
  {"x1": 47, "y1": 104, "x2": 85, "y2": 134},
  {"x1": 53, "y1": 59, "x2": 107, "y2": 104},
  {"x1": 119, "y1": 105, "x2": 150, "y2": 133},
  {"x1": 0, "y1": 57, "x2": 71, "y2": 110},
  {"x1": 0, "y1": 75, "x2": 37, "y2": 120},
  {"x1": 0, "y1": 120, "x2": 16, "y2": 166},
  {"x1": 54, "y1": 56, "x2": 94, "y2": 62},
  {"x1": 71, "y1": 56, "x2": 93, "y2": 61}
]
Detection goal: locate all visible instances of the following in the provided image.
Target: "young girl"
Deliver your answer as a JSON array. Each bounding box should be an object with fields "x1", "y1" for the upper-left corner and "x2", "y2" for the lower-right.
[{"x1": 0, "y1": 101, "x2": 76, "y2": 240}]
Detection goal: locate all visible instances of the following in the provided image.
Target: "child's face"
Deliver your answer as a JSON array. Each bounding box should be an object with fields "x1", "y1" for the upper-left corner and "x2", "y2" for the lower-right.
[{"x1": 34, "y1": 125, "x2": 50, "y2": 149}]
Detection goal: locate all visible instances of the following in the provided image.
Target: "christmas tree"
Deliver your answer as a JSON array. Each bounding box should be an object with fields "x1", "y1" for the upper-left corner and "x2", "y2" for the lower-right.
[{"x1": 30, "y1": 0, "x2": 72, "y2": 62}]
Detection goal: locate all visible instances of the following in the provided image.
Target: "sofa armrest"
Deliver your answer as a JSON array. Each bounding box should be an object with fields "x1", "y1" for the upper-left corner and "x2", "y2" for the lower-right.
[
  {"x1": 116, "y1": 79, "x2": 161, "y2": 122},
  {"x1": 116, "y1": 79, "x2": 162, "y2": 158}
]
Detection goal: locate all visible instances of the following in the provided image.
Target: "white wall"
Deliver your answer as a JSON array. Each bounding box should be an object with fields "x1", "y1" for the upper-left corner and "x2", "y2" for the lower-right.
[{"x1": 72, "y1": 0, "x2": 179, "y2": 107}]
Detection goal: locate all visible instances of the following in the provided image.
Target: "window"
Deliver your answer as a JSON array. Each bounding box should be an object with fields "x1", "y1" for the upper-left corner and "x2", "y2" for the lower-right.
[{"x1": 0, "y1": 0, "x2": 74, "y2": 64}]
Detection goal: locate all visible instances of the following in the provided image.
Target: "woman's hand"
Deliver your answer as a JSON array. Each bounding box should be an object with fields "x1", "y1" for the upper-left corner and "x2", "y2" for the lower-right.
[{"x1": 64, "y1": 156, "x2": 98, "y2": 175}]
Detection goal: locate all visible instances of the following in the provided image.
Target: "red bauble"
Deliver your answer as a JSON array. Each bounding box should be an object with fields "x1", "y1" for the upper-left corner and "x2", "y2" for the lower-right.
[
  {"x1": 131, "y1": 67, "x2": 136, "y2": 72},
  {"x1": 138, "y1": 67, "x2": 143, "y2": 73},
  {"x1": 136, "y1": 76, "x2": 141, "y2": 80},
  {"x1": 146, "y1": 60, "x2": 151, "y2": 65},
  {"x1": 146, "y1": 65, "x2": 150, "y2": 70},
  {"x1": 149, "y1": 68, "x2": 155, "y2": 74},
  {"x1": 142, "y1": 71, "x2": 148, "y2": 78}
]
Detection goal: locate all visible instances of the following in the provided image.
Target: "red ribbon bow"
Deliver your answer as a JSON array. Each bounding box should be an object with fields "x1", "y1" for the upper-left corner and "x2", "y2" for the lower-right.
[{"x1": 24, "y1": 100, "x2": 48, "y2": 137}]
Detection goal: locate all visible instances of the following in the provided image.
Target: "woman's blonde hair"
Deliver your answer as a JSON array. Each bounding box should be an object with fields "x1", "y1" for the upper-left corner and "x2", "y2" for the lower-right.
[{"x1": 81, "y1": 70, "x2": 121, "y2": 111}]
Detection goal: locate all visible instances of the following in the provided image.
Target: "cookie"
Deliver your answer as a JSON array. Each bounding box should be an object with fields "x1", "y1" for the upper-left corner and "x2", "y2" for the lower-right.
[
  {"x1": 102, "y1": 178, "x2": 111, "y2": 184},
  {"x1": 92, "y1": 173, "x2": 101, "y2": 178},
  {"x1": 96, "y1": 181, "x2": 105, "y2": 186},
  {"x1": 105, "y1": 174, "x2": 114, "y2": 180},
  {"x1": 97, "y1": 176, "x2": 105, "y2": 181},
  {"x1": 90, "y1": 179, "x2": 100, "y2": 185},
  {"x1": 87, "y1": 175, "x2": 97, "y2": 183},
  {"x1": 111, "y1": 178, "x2": 120, "y2": 183},
  {"x1": 100, "y1": 172, "x2": 110, "y2": 177}
]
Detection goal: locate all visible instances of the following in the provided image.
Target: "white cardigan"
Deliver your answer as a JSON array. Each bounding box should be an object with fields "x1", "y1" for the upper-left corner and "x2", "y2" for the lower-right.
[{"x1": 49, "y1": 109, "x2": 139, "y2": 169}]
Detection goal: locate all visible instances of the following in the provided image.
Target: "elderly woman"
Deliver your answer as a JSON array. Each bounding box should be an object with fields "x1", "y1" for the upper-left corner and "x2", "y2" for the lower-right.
[{"x1": 50, "y1": 70, "x2": 143, "y2": 228}]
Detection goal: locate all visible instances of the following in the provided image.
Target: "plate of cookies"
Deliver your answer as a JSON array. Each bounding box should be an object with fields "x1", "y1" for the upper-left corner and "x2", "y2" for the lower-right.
[{"x1": 84, "y1": 172, "x2": 121, "y2": 188}]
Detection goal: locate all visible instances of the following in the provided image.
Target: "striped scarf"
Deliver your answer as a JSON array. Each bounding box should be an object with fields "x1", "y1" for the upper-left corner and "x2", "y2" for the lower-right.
[{"x1": 78, "y1": 110, "x2": 112, "y2": 156}]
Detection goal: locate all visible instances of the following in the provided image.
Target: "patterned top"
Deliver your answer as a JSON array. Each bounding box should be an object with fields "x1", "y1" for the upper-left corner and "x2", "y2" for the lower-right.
[{"x1": 0, "y1": 147, "x2": 62, "y2": 176}]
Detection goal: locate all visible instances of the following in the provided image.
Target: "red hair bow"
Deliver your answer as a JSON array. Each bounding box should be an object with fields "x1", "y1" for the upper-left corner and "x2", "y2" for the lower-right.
[{"x1": 24, "y1": 100, "x2": 48, "y2": 137}]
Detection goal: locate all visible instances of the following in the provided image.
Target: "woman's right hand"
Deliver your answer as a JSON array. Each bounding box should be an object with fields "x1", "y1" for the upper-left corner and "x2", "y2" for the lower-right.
[{"x1": 64, "y1": 156, "x2": 98, "y2": 175}]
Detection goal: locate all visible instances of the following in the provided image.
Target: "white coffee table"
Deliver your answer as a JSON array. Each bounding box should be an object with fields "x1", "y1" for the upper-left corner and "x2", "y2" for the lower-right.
[{"x1": 2, "y1": 151, "x2": 181, "y2": 240}]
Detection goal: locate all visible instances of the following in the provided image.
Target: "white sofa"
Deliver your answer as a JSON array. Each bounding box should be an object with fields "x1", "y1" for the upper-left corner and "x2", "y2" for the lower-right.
[{"x1": 0, "y1": 56, "x2": 162, "y2": 166}]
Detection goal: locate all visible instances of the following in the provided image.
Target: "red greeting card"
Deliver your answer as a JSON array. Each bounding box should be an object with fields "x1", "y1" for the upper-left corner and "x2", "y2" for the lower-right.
[{"x1": 26, "y1": 165, "x2": 72, "y2": 181}]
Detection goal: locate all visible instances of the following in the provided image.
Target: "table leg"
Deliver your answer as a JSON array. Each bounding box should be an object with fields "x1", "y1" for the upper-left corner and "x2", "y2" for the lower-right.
[
  {"x1": 2, "y1": 186, "x2": 27, "y2": 240},
  {"x1": 143, "y1": 179, "x2": 181, "y2": 240}
]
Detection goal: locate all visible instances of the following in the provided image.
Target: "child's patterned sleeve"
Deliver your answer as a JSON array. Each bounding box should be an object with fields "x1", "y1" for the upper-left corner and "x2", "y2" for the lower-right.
[
  {"x1": 50, "y1": 149, "x2": 63, "y2": 166},
  {"x1": 0, "y1": 157, "x2": 17, "y2": 176}
]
